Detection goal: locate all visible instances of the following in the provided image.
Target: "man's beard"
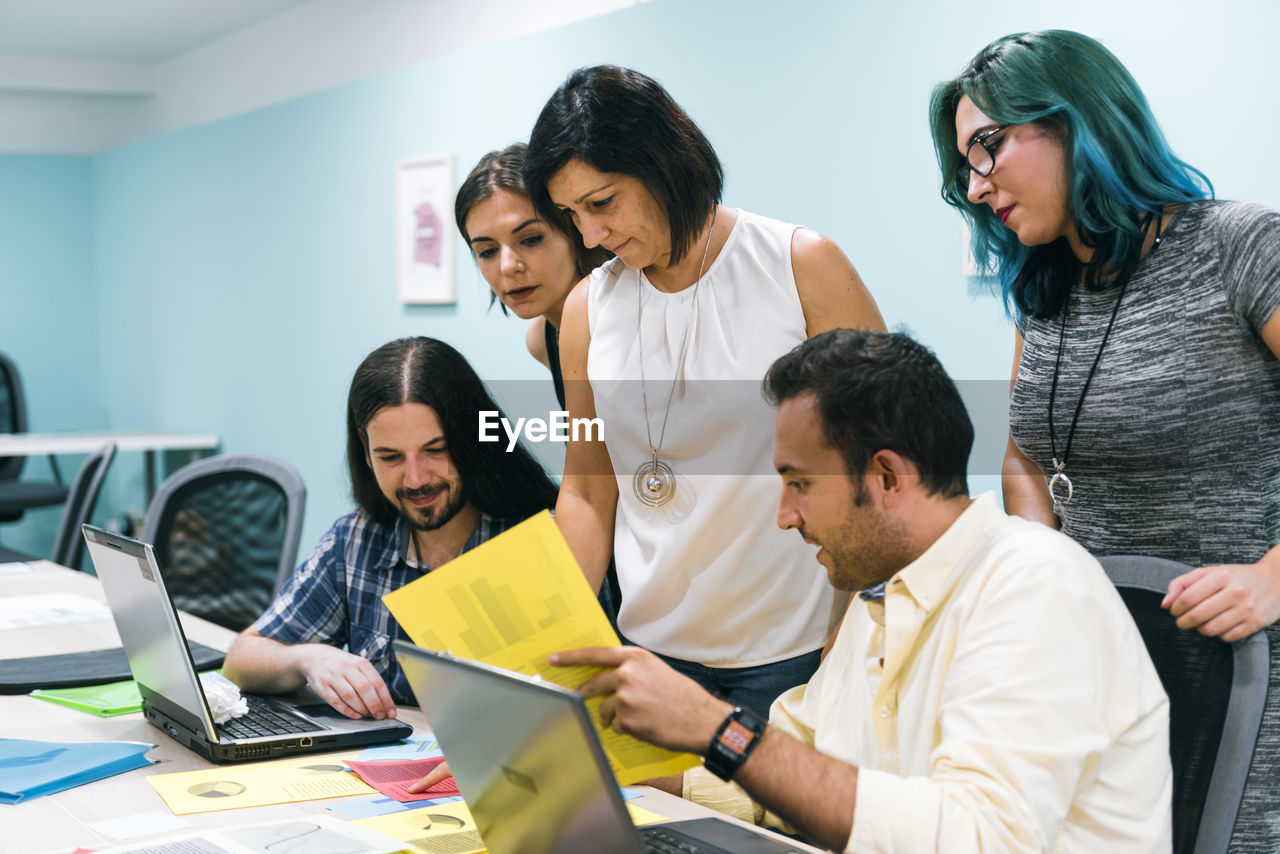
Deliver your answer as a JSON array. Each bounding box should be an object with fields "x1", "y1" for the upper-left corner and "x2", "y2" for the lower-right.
[
  {"x1": 397, "y1": 482, "x2": 467, "y2": 532},
  {"x1": 803, "y1": 495, "x2": 908, "y2": 594}
]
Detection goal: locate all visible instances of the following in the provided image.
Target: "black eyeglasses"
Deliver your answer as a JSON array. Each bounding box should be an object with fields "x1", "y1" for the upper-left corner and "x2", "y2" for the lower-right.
[{"x1": 957, "y1": 124, "x2": 1010, "y2": 188}]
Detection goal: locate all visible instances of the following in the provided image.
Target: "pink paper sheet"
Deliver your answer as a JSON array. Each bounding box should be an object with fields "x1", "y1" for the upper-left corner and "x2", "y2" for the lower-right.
[{"x1": 344, "y1": 756, "x2": 460, "y2": 802}]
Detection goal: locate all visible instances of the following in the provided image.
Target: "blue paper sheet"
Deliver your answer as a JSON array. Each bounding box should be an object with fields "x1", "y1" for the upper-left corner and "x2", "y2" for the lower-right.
[
  {"x1": 326, "y1": 793, "x2": 465, "y2": 818},
  {"x1": 0, "y1": 737, "x2": 154, "y2": 804},
  {"x1": 353, "y1": 733, "x2": 442, "y2": 762}
]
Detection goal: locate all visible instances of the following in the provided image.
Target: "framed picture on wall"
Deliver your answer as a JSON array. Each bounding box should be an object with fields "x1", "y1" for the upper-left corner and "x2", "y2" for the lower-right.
[{"x1": 396, "y1": 154, "x2": 456, "y2": 304}]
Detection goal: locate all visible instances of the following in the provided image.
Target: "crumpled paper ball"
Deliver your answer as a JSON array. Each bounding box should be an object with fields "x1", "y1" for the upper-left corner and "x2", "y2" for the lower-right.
[{"x1": 199, "y1": 671, "x2": 249, "y2": 724}]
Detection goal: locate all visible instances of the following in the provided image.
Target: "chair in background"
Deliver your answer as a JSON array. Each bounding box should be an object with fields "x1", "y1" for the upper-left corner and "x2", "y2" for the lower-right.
[
  {"x1": 50, "y1": 441, "x2": 117, "y2": 571},
  {"x1": 1100, "y1": 555, "x2": 1270, "y2": 854},
  {"x1": 0, "y1": 351, "x2": 69, "y2": 524},
  {"x1": 142, "y1": 454, "x2": 305, "y2": 632}
]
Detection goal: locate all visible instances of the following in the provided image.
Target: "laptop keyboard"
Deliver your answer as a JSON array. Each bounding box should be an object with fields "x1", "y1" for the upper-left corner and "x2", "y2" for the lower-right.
[
  {"x1": 641, "y1": 826, "x2": 728, "y2": 854},
  {"x1": 216, "y1": 694, "x2": 317, "y2": 740}
]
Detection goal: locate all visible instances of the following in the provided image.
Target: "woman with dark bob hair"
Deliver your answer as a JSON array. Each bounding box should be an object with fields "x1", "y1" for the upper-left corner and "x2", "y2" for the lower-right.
[
  {"x1": 930, "y1": 30, "x2": 1280, "y2": 851},
  {"x1": 522, "y1": 65, "x2": 885, "y2": 715}
]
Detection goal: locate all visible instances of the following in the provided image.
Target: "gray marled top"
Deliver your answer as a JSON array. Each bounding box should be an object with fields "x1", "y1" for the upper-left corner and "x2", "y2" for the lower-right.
[
  {"x1": 1011, "y1": 199, "x2": 1280, "y2": 852},
  {"x1": 1012, "y1": 200, "x2": 1280, "y2": 567}
]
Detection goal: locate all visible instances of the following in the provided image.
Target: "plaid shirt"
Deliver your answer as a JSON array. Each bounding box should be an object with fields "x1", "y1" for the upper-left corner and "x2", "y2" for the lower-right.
[{"x1": 253, "y1": 508, "x2": 518, "y2": 705}]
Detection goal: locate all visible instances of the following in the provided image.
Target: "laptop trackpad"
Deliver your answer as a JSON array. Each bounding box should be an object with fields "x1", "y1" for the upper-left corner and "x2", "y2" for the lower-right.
[
  {"x1": 659, "y1": 818, "x2": 806, "y2": 853},
  {"x1": 277, "y1": 687, "x2": 411, "y2": 733}
]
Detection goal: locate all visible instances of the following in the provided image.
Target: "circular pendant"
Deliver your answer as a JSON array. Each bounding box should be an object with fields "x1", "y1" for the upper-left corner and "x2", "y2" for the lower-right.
[{"x1": 633, "y1": 456, "x2": 676, "y2": 507}]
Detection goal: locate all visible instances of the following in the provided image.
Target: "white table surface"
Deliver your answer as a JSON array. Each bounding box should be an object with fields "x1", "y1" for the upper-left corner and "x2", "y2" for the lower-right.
[
  {"x1": 0, "y1": 561, "x2": 824, "y2": 854},
  {"x1": 0, "y1": 431, "x2": 220, "y2": 456}
]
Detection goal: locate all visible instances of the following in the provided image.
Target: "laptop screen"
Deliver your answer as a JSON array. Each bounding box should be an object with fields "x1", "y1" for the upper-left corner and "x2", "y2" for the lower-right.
[
  {"x1": 83, "y1": 525, "x2": 218, "y2": 740},
  {"x1": 395, "y1": 641, "x2": 645, "y2": 854}
]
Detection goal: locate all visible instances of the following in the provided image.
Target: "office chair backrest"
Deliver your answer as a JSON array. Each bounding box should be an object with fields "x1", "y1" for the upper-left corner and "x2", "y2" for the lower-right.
[
  {"x1": 0, "y1": 350, "x2": 29, "y2": 481},
  {"x1": 142, "y1": 454, "x2": 306, "y2": 632},
  {"x1": 51, "y1": 442, "x2": 117, "y2": 571},
  {"x1": 1099, "y1": 555, "x2": 1270, "y2": 854},
  {"x1": 0, "y1": 351, "x2": 70, "y2": 526}
]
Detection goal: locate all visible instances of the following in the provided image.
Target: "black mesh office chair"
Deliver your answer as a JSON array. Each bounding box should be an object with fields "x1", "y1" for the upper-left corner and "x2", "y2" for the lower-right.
[
  {"x1": 1100, "y1": 555, "x2": 1270, "y2": 854},
  {"x1": 50, "y1": 442, "x2": 117, "y2": 571},
  {"x1": 0, "y1": 351, "x2": 69, "y2": 523},
  {"x1": 142, "y1": 454, "x2": 305, "y2": 632}
]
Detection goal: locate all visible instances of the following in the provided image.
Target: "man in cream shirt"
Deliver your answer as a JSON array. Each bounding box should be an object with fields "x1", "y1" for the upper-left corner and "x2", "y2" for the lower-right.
[{"x1": 552, "y1": 329, "x2": 1172, "y2": 853}]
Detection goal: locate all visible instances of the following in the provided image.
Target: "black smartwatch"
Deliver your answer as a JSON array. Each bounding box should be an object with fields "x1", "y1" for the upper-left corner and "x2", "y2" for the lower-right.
[{"x1": 703, "y1": 705, "x2": 767, "y2": 781}]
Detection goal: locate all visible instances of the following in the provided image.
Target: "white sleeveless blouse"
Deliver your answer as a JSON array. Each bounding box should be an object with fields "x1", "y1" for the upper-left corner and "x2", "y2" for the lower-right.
[{"x1": 587, "y1": 209, "x2": 842, "y2": 666}]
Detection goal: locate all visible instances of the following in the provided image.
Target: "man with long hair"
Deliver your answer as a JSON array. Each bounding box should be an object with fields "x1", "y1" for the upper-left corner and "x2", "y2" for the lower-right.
[{"x1": 224, "y1": 337, "x2": 556, "y2": 720}]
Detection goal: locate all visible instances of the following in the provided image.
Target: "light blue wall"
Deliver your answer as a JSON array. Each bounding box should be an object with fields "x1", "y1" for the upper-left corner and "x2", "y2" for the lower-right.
[
  {"x1": 5, "y1": 0, "x2": 1279, "y2": 558},
  {"x1": 0, "y1": 156, "x2": 101, "y2": 554}
]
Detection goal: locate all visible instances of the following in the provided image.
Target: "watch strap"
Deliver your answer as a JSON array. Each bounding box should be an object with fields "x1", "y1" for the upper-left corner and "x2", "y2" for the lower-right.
[{"x1": 704, "y1": 705, "x2": 767, "y2": 781}]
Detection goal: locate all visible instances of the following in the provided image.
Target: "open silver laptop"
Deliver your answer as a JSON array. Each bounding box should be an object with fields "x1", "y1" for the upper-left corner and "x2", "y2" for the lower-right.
[
  {"x1": 83, "y1": 524, "x2": 411, "y2": 763},
  {"x1": 394, "y1": 641, "x2": 805, "y2": 854}
]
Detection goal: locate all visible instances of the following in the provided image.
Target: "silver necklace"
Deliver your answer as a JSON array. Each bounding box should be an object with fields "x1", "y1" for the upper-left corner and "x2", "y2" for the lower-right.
[
  {"x1": 1046, "y1": 213, "x2": 1162, "y2": 516},
  {"x1": 632, "y1": 209, "x2": 717, "y2": 508}
]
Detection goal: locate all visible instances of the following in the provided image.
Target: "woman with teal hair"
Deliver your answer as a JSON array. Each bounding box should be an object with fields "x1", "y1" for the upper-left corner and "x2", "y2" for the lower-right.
[{"x1": 930, "y1": 29, "x2": 1280, "y2": 852}]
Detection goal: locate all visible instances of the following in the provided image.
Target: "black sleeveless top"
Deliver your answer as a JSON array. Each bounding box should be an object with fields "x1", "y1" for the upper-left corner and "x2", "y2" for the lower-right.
[{"x1": 544, "y1": 320, "x2": 566, "y2": 410}]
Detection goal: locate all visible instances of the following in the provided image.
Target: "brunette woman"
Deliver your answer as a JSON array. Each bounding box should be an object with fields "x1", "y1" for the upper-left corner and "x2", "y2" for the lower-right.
[
  {"x1": 524, "y1": 66, "x2": 886, "y2": 715},
  {"x1": 454, "y1": 143, "x2": 620, "y2": 617}
]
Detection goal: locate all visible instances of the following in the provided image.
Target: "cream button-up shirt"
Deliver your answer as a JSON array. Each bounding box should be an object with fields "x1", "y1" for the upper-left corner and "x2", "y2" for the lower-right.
[{"x1": 684, "y1": 493, "x2": 1172, "y2": 853}]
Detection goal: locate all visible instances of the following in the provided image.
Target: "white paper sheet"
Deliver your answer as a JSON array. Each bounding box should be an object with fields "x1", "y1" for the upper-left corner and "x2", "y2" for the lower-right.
[
  {"x1": 0, "y1": 592, "x2": 112, "y2": 630},
  {"x1": 88, "y1": 810, "x2": 192, "y2": 841}
]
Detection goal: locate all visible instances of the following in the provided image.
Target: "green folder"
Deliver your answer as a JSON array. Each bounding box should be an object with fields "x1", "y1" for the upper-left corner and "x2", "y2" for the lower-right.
[
  {"x1": 30, "y1": 678, "x2": 143, "y2": 716},
  {"x1": 31, "y1": 670, "x2": 225, "y2": 717}
]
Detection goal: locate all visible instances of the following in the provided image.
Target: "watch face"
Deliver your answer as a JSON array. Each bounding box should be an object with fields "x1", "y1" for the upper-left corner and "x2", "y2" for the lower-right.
[{"x1": 719, "y1": 720, "x2": 756, "y2": 754}]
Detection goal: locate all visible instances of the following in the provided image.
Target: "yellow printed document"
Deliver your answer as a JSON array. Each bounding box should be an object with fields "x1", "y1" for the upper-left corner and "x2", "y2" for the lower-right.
[
  {"x1": 353, "y1": 799, "x2": 666, "y2": 853},
  {"x1": 147, "y1": 753, "x2": 375, "y2": 814},
  {"x1": 382, "y1": 511, "x2": 698, "y2": 784},
  {"x1": 354, "y1": 802, "x2": 485, "y2": 853}
]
